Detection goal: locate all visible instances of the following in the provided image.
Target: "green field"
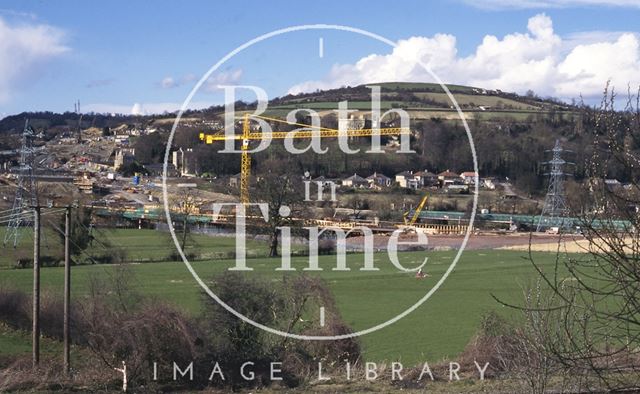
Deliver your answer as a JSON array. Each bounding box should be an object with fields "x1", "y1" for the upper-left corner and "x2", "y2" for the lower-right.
[
  {"x1": 0, "y1": 228, "x2": 270, "y2": 268},
  {"x1": 413, "y1": 92, "x2": 540, "y2": 110},
  {"x1": 0, "y1": 237, "x2": 559, "y2": 365},
  {"x1": 269, "y1": 100, "x2": 398, "y2": 111},
  {"x1": 373, "y1": 82, "x2": 479, "y2": 94},
  {"x1": 0, "y1": 323, "x2": 61, "y2": 360}
]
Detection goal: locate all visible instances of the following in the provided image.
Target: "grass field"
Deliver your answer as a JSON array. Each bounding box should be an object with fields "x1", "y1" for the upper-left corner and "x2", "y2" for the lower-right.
[
  {"x1": 413, "y1": 92, "x2": 539, "y2": 110},
  {"x1": 0, "y1": 239, "x2": 561, "y2": 365},
  {"x1": 0, "y1": 228, "x2": 270, "y2": 268},
  {"x1": 0, "y1": 323, "x2": 62, "y2": 361}
]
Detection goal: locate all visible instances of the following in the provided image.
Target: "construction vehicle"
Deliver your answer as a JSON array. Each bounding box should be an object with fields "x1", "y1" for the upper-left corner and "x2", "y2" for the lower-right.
[
  {"x1": 199, "y1": 113, "x2": 409, "y2": 204},
  {"x1": 403, "y1": 194, "x2": 429, "y2": 226}
]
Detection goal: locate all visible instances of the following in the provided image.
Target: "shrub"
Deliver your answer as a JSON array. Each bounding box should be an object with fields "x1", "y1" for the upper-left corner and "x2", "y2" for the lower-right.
[
  {"x1": 199, "y1": 273, "x2": 360, "y2": 389},
  {"x1": 0, "y1": 266, "x2": 361, "y2": 392},
  {"x1": 317, "y1": 239, "x2": 336, "y2": 255},
  {"x1": 459, "y1": 310, "x2": 513, "y2": 377},
  {"x1": 0, "y1": 287, "x2": 29, "y2": 330},
  {"x1": 73, "y1": 266, "x2": 198, "y2": 388}
]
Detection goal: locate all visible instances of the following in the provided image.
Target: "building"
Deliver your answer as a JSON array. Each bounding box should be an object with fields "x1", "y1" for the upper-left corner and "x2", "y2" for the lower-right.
[
  {"x1": 437, "y1": 170, "x2": 459, "y2": 187},
  {"x1": 341, "y1": 173, "x2": 368, "y2": 188},
  {"x1": 483, "y1": 178, "x2": 496, "y2": 190},
  {"x1": 414, "y1": 170, "x2": 438, "y2": 187},
  {"x1": 312, "y1": 175, "x2": 339, "y2": 188},
  {"x1": 395, "y1": 171, "x2": 419, "y2": 189},
  {"x1": 366, "y1": 172, "x2": 392, "y2": 188},
  {"x1": 604, "y1": 178, "x2": 622, "y2": 192},
  {"x1": 338, "y1": 115, "x2": 365, "y2": 131},
  {"x1": 172, "y1": 147, "x2": 199, "y2": 177},
  {"x1": 460, "y1": 171, "x2": 478, "y2": 185},
  {"x1": 114, "y1": 148, "x2": 136, "y2": 170},
  {"x1": 229, "y1": 173, "x2": 242, "y2": 187}
]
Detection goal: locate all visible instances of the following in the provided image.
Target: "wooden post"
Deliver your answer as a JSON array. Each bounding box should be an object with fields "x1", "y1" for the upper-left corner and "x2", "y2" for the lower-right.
[
  {"x1": 63, "y1": 206, "x2": 71, "y2": 374},
  {"x1": 32, "y1": 206, "x2": 40, "y2": 368}
]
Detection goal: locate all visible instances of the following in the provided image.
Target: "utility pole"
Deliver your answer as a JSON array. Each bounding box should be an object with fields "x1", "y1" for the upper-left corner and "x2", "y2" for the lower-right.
[
  {"x1": 32, "y1": 206, "x2": 41, "y2": 368},
  {"x1": 63, "y1": 206, "x2": 71, "y2": 374}
]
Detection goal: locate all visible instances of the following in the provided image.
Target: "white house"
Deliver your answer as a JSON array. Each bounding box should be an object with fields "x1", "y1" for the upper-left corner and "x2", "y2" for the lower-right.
[
  {"x1": 395, "y1": 171, "x2": 419, "y2": 189},
  {"x1": 342, "y1": 173, "x2": 368, "y2": 188},
  {"x1": 437, "y1": 170, "x2": 459, "y2": 187},
  {"x1": 460, "y1": 171, "x2": 478, "y2": 185}
]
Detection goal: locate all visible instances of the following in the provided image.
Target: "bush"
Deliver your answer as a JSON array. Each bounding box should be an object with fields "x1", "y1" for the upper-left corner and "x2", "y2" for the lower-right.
[
  {"x1": 39, "y1": 291, "x2": 65, "y2": 340},
  {"x1": 0, "y1": 266, "x2": 361, "y2": 392},
  {"x1": 0, "y1": 288, "x2": 65, "y2": 340},
  {"x1": 0, "y1": 287, "x2": 29, "y2": 330},
  {"x1": 14, "y1": 258, "x2": 30, "y2": 269},
  {"x1": 459, "y1": 311, "x2": 513, "y2": 377},
  {"x1": 317, "y1": 239, "x2": 336, "y2": 255},
  {"x1": 73, "y1": 265, "x2": 198, "y2": 388},
  {"x1": 199, "y1": 272, "x2": 360, "y2": 389}
]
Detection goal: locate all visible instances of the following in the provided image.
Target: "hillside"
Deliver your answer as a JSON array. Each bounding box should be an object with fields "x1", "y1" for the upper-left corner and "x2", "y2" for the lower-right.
[
  {"x1": 0, "y1": 83, "x2": 590, "y2": 198},
  {"x1": 266, "y1": 82, "x2": 575, "y2": 121},
  {"x1": 0, "y1": 82, "x2": 576, "y2": 135}
]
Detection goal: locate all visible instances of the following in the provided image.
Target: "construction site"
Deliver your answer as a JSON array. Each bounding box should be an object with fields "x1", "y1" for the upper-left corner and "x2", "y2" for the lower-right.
[{"x1": 0, "y1": 106, "x2": 603, "y2": 259}]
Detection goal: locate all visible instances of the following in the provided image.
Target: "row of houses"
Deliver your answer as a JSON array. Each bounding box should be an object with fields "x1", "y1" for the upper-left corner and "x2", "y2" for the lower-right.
[{"x1": 312, "y1": 169, "x2": 481, "y2": 190}]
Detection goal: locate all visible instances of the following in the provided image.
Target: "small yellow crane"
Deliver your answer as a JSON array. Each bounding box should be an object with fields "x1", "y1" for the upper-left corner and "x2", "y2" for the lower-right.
[
  {"x1": 200, "y1": 113, "x2": 409, "y2": 204},
  {"x1": 404, "y1": 194, "x2": 429, "y2": 226}
]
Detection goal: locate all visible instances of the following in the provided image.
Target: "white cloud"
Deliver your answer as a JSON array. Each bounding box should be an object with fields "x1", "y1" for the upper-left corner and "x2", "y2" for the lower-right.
[
  {"x1": 0, "y1": 16, "x2": 69, "y2": 103},
  {"x1": 84, "y1": 101, "x2": 216, "y2": 115},
  {"x1": 159, "y1": 70, "x2": 242, "y2": 91},
  {"x1": 556, "y1": 33, "x2": 640, "y2": 97},
  {"x1": 288, "y1": 14, "x2": 640, "y2": 100},
  {"x1": 0, "y1": 9, "x2": 38, "y2": 20},
  {"x1": 204, "y1": 69, "x2": 243, "y2": 91},
  {"x1": 160, "y1": 76, "x2": 177, "y2": 89},
  {"x1": 462, "y1": 0, "x2": 640, "y2": 9},
  {"x1": 158, "y1": 74, "x2": 196, "y2": 89}
]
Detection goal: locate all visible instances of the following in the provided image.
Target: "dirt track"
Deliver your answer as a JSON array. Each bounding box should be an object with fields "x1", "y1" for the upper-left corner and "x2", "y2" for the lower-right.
[{"x1": 346, "y1": 233, "x2": 586, "y2": 251}]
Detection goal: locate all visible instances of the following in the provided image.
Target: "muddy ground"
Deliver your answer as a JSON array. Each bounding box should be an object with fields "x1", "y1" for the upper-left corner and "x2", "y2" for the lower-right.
[{"x1": 346, "y1": 232, "x2": 584, "y2": 251}]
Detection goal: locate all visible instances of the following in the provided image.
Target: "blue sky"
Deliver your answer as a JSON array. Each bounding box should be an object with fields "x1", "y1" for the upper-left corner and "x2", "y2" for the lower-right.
[{"x1": 1, "y1": 0, "x2": 639, "y2": 117}]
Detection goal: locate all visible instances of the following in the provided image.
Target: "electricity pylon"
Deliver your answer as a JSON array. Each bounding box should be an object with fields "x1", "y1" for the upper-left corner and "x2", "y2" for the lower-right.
[
  {"x1": 4, "y1": 120, "x2": 39, "y2": 247},
  {"x1": 200, "y1": 113, "x2": 409, "y2": 204},
  {"x1": 536, "y1": 139, "x2": 573, "y2": 232}
]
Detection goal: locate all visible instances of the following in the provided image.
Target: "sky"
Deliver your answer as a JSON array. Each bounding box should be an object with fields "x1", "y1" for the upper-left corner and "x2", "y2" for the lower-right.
[{"x1": 0, "y1": 0, "x2": 639, "y2": 117}]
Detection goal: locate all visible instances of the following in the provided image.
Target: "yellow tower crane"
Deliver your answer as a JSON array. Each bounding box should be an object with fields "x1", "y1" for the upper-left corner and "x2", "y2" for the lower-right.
[{"x1": 200, "y1": 113, "x2": 410, "y2": 204}]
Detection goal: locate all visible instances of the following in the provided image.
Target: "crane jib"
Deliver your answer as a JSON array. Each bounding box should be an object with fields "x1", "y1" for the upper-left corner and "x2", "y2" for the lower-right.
[{"x1": 199, "y1": 128, "x2": 409, "y2": 143}]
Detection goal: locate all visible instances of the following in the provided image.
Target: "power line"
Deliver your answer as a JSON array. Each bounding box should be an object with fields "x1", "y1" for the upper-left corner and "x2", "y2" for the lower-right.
[
  {"x1": 536, "y1": 139, "x2": 574, "y2": 231},
  {"x1": 4, "y1": 120, "x2": 40, "y2": 247},
  {"x1": 45, "y1": 219, "x2": 103, "y2": 266}
]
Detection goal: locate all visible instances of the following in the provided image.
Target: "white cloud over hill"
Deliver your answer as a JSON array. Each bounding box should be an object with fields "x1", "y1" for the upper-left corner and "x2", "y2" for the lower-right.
[{"x1": 288, "y1": 14, "x2": 640, "y2": 101}]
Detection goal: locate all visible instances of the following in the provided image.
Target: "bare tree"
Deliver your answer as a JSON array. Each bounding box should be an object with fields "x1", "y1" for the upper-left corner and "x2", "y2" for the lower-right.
[
  {"x1": 522, "y1": 84, "x2": 640, "y2": 391},
  {"x1": 172, "y1": 185, "x2": 198, "y2": 252},
  {"x1": 253, "y1": 159, "x2": 306, "y2": 257},
  {"x1": 499, "y1": 281, "x2": 563, "y2": 393}
]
